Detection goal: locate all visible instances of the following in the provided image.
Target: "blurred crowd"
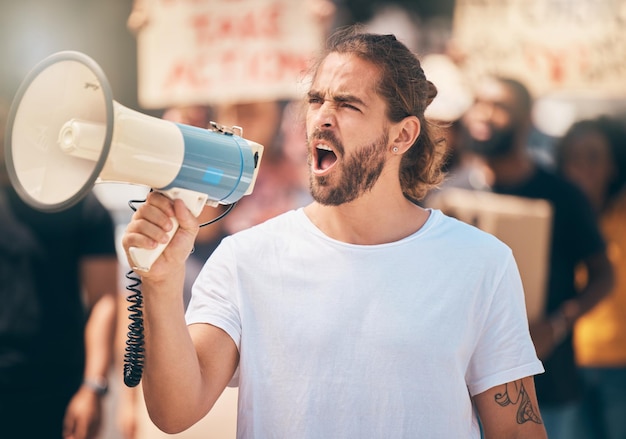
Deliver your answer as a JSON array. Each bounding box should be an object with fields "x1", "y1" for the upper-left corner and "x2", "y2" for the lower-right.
[{"x1": 1, "y1": 1, "x2": 626, "y2": 439}]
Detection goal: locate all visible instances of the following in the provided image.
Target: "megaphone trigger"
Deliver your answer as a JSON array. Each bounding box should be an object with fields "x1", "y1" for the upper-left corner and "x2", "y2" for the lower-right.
[{"x1": 128, "y1": 187, "x2": 210, "y2": 272}]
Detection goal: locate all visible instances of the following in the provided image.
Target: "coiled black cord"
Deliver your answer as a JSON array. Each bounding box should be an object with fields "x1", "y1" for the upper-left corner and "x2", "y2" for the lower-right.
[
  {"x1": 123, "y1": 197, "x2": 148, "y2": 388},
  {"x1": 123, "y1": 269, "x2": 144, "y2": 387},
  {"x1": 122, "y1": 196, "x2": 236, "y2": 388}
]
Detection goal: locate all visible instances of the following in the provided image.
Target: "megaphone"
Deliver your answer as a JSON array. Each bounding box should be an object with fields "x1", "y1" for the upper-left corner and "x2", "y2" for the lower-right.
[{"x1": 4, "y1": 51, "x2": 264, "y2": 271}]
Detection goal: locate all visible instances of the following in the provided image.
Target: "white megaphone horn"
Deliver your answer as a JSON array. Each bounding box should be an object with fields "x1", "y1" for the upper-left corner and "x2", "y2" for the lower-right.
[{"x1": 4, "y1": 51, "x2": 264, "y2": 271}]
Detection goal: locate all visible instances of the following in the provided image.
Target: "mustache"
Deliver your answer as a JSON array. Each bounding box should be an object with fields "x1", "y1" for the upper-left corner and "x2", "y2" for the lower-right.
[{"x1": 307, "y1": 129, "x2": 344, "y2": 156}]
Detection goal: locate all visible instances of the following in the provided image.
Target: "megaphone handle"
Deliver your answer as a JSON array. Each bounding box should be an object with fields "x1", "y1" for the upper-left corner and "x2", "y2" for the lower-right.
[{"x1": 129, "y1": 188, "x2": 210, "y2": 271}]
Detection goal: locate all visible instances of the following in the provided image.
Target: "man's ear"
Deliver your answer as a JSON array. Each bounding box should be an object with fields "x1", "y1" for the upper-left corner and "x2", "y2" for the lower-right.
[{"x1": 390, "y1": 116, "x2": 421, "y2": 154}]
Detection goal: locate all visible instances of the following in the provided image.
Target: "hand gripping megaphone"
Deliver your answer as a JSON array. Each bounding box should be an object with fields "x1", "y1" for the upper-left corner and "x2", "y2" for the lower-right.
[{"x1": 4, "y1": 51, "x2": 263, "y2": 271}]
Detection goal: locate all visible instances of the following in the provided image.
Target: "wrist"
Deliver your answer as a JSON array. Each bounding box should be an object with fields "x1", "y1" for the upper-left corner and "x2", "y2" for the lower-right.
[
  {"x1": 560, "y1": 299, "x2": 582, "y2": 324},
  {"x1": 82, "y1": 376, "x2": 109, "y2": 396},
  {"x1": 548, "y1": 311, "x2": 568, "y2": 345},
  {"x1": 548, "y1": 299, "x2": 582, "y2": 344}
]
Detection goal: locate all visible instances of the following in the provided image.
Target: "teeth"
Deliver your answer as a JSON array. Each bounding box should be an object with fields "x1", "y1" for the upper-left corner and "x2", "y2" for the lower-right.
[{"x1": 316, "y1": 144, "x2": 332, "y2": 151}]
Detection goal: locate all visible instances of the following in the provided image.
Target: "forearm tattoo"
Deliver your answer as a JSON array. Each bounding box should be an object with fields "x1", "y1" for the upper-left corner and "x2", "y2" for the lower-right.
[{"x1": 494, "y1": 380, "x2": 542, "y2": 424}]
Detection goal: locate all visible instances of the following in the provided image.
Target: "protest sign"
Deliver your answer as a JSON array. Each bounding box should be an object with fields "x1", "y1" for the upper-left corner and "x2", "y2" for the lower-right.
[
  {"x1": 136, "y1": 0, "x2": 324, "y2": 108},
  {"x1": 452, "y1": 0, "x2": 626, "y2": 97}
]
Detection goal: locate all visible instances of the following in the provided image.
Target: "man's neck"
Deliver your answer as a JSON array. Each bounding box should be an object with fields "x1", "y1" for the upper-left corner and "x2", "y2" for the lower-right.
[{"x1": 304, "y1": 189, "x2": 429, "y2": 245}]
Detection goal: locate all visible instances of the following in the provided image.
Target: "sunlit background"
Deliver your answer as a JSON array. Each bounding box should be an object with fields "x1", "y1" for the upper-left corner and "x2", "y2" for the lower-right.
[
  {"x1": 2, "y1": 0, "x2": 623, "y2": 136},
  {"x1": 0, "y1": 0, "x2": 456, "y2": 112},
  {"x1": 1, "y1": 1, "x2": 625, "y2": 438}
]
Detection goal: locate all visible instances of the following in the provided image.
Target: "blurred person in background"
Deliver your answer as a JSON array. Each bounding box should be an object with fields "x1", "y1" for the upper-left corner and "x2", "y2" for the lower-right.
[
  {"x1": 419, "y1": 53, "x2": 490, "y2": 208},
  {"x1": 555, "y1": 116, "x2": 626, "y2": 439},
  {"x1": 0, "y1": 97, "x2": 119, "y2": 439},
  {"x1": 462, "y1": 76, "x2": 615, "y2": 439}
]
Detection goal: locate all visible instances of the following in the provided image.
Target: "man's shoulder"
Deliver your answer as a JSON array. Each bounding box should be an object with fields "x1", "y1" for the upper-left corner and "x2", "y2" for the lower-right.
[
  {"x1": 430, "y1": 209, "x2": 512, "y2": 252},
  {"x1": 228, "y1": 209, "x2": 301, "y2": 239}
]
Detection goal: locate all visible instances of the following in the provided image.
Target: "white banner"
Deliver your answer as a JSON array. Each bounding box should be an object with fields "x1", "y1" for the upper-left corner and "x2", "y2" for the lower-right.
[
  {"x1": 452, "y1": 0, "x2": 626, "y2": 97},
  {"x1": 136, "y1": 0, "x2": 325, "y2": 109}
]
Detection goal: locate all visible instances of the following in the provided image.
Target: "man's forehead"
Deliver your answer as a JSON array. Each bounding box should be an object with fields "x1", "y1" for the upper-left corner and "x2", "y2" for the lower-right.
[
  {"x1": 311, "y1": 52, "x2": 380, "y2": 98},
  {"x1": 474, "y1": 78, "x2": 519, "y2": 115},
  {"x1": 475, "y1": 78, "x2": 508, "y2": 101}
]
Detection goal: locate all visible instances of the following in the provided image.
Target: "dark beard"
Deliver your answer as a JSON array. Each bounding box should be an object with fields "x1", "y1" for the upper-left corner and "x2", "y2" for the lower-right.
[
  {"x1": 468, "y1": 126, "x2": 516, "y2": 159},
  {"x1": 308, "y1": 131, "x2": 388, "y2": 206}
]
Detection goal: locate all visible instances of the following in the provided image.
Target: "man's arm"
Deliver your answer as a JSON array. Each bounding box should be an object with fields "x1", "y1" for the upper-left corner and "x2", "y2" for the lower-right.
[
  {"x1": 531, "y1": 250, "x2": 613, "y2": 360},
  {"x1": 561, "y1": 250, "x2": 614, "y2": 324},
  {"x1": 474, "y1": 376, "x2": 547, "y2": 439},
  {"x1": 81, "y1": 257, "x2": 119, "y2": 385},
  {"x1": 122, "y1": 191, "x2": 239, "y2": 434},
  {"x1": 63, "y1": 256, "x2": 118, "y2": 439}
]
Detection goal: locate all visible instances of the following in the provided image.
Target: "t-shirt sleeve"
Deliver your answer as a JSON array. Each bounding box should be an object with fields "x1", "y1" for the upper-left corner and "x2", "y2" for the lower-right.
[
  {"x1": 185, "y1": 237, "x2": 242, "y2": 351},
  {"x1": 466, "y1": 252, "x2": 545, "y2": 396}
]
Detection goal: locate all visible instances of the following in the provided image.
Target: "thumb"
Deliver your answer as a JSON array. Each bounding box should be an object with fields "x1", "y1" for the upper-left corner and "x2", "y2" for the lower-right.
[
  {"x1": 173, "y1": 198, "x2": 201, "y2": 234},
  {"x1": 163, "y1": 198, "x2": 201, "y2": 260}
]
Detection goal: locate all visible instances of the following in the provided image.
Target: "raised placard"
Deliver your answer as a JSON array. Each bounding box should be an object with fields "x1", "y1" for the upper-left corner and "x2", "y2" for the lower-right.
[
  {"x1": 452, "y1": 0, "x2": 626, "y2": 97},
  {"x1": 136, "y1": 0, "x2": 325, "y2": 108}
]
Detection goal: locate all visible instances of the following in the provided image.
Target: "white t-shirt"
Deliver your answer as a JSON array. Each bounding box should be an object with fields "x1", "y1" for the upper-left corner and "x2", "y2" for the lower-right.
[{"x1": 186, "y1": 208, "x2": 544, "y2": 438}]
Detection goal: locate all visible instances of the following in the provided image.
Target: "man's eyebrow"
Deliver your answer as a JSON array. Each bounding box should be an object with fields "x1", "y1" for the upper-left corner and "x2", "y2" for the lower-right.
[
  {"x1": 334, "y1": 93, "x2": 367, "y2": 107},
  {"x1": 307, "y1": 90, "x2": 323, "y2": 100},
  {"x1": 307, "y1": 90, "x2": 367, "y2": 108}
]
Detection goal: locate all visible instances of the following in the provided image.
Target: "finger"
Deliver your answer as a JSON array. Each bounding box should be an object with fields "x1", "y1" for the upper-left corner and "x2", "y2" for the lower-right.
[
  {"x1": 135, "y1": 193, "x2": 175, "y2": 226},
  {"x1": 145, "y1": 190, "x2": 176, "y2": 215},
  {"x1": 122, "y1": 218, "x2": 171, "y2": 254},
  {"x1": 86, "y1": 418, "x2": 101, "y2": 439},
  {"x1": 73, "y1": 419, "x2": 88, "y2": 439},
  {"x1": 172, "y1": 198, "x2": 201, "y2": 233},
  {"x1": 125, "y1": 197, "x2": 176, "y2": 247},
  {"x1": 62, "y1": 416, "x2": 76, "y2": 439}
]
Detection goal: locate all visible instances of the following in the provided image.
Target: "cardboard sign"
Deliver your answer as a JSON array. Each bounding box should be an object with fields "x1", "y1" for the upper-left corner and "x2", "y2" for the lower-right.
[
  {"x1": 430, "y1": 188, "x2": 553, "y2": 323},
  {"x1": 136, "y1": 0, "x2": 325, "y2": 109},
  {"x1": 452, "y1": 0, "x2": 626, "y2": 97}
]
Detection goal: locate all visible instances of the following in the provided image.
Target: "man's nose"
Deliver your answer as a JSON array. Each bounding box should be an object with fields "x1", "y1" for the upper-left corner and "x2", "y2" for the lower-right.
[
  {"x1": 475, "y1": 101, "x2": 496, "y2": 121},
  {"x1": 312, "y1": 102, "x2": 336, "y2": 129}
]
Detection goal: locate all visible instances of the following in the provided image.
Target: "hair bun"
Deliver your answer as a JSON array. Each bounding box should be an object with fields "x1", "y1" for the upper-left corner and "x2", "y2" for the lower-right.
[{"x1": 425, "y1": 80, "x2": 438, "y2": 108}]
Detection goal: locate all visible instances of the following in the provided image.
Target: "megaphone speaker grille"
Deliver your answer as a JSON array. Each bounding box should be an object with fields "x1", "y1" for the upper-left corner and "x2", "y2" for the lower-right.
[{"x1": 5, "y1": 51, "x2": 114, "y2": 212}]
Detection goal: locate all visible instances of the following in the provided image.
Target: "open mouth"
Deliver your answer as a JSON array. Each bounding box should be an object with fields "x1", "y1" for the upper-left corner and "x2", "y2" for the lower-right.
[{"x1": 315, "y1": 143, "x2": 337, "y2": 173}]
